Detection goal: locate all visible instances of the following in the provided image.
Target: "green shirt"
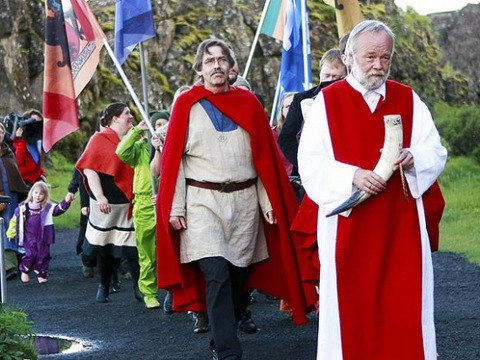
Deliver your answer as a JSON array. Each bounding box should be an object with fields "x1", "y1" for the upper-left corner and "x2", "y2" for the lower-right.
[{"x1": 116, "y1": 127, "x2": 154, "y2": 195}]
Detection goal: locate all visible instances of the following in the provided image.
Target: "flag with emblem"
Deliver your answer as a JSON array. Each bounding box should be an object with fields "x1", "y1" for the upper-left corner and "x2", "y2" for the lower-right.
[{"x1": 43, "y1": 0, "x2": 105, "y2": 152}]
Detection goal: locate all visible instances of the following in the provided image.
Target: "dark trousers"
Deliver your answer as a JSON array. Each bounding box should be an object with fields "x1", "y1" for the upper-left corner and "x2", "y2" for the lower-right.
[
  {"x1": 198, "y1": 257, "x2": 249, "y2": 360},
  {"x1": 98, "y1": 254, "x2": 140, "y2": 290},
  {"x1": 98, "y1": 253, "x2": 115, "y2": 289}
]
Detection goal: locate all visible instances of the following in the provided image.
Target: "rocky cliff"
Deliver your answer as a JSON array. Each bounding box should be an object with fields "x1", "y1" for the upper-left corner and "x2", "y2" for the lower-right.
[
  {"x1": 430, "y1": 4, "x2": 480, "y2": 104},
  {"x1": 0, "y1": 0, "x2": 477, "y2": 143}
]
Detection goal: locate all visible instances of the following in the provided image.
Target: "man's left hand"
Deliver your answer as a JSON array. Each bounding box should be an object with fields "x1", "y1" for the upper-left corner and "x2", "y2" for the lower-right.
[
  {"x1": 264, "y1": 211, "x2": 277, "y2": 225},
  {"x1": 393, "y1": 149, "x2": 414, "y2": 171}
]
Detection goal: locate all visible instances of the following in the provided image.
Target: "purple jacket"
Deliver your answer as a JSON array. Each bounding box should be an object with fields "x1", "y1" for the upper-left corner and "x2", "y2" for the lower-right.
[{"x1": 11, "y1": 200, "x2": 70, "y2": 246}]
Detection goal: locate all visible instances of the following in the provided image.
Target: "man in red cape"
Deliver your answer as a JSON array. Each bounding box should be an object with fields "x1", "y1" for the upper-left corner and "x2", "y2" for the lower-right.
[{"x1": 156, "y1": 39, "x2": 317, "y2": 360}]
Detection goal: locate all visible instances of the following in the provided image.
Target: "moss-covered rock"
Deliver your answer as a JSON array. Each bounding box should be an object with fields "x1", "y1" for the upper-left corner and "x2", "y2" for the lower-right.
[{"x1": 0, "y1": 0, "x2": 477, "y2": 158}]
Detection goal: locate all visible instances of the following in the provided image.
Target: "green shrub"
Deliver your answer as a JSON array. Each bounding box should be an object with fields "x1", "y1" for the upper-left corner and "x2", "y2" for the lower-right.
[
  {"x1": 0, "y1": 304, "x2": 38, "y2": 360},
  {"x1": 434, "y1": 102, "x2": 480, "y2": 162}
]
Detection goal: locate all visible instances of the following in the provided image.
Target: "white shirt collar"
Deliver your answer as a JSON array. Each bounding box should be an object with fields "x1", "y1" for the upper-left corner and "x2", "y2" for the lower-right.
[{"x1": 346, "y1": 73, "x2": 386, "y2": 99}]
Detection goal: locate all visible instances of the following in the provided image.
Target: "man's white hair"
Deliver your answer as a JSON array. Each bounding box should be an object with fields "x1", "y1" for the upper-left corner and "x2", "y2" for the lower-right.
[{"x1": 345, "y1": 20, "x2": 395, "y2": 58}]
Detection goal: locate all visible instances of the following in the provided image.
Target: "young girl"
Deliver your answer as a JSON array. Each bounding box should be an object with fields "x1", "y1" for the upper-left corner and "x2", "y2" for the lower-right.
[{"x1": 7, "y1": 181, "x2": 74, "y2": 283}]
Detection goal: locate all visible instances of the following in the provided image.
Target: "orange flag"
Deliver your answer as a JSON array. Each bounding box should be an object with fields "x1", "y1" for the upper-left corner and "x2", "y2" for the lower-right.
[
  {"x1": 43, "y1": 0, "x2": 105, "y2": 152},
  {"x1": 323, "y1": 0, "x2": 364, "y2": 37}
]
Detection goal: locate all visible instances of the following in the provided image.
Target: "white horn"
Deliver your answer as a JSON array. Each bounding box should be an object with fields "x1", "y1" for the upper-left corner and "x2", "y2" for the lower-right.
[{"x1": 326, "y1": 114, "x2": 403, "y2": 217}]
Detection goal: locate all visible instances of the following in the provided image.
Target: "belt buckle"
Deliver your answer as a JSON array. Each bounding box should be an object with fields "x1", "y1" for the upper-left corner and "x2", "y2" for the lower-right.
[{"x1": 219, "y1": 182, "x2": 230, "y2": 192}]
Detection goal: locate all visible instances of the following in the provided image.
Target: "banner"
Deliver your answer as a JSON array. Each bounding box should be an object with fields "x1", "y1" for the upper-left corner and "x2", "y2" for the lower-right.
[
  {"x1": 43, "y1": 0, "x2": 105, "y2": 152},
  {"x1": 323, "y1": 0, "x2": 364, "y2": 37},
  {"x1": 280, "y1": 0, "x2": 312, "y2": 93},
  {"x1": 114, "y1": 0, "x2": 156, "y2": 65}
]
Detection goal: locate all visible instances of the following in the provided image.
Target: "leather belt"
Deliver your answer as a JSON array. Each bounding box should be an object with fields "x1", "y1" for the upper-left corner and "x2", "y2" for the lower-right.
[{"x1": 186, "y1": 178, "x2": 257, "y2": 193}]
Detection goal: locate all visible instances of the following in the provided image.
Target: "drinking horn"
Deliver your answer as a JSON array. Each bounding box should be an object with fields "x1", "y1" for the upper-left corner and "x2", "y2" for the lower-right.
[{"x1": 325, "y1": 114, "x2": 403, "y2": 217}]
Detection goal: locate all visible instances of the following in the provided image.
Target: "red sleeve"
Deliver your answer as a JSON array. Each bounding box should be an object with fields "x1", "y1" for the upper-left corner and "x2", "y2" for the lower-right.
[{"x1": 13, "y1": 138, "x2": 27, "y2": 166}]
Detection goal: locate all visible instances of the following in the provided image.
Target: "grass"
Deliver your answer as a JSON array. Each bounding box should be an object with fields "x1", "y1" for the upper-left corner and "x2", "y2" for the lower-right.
[
  {"x1": 45, "y1": 152, "x2": 81, "y2": 230},
  {"x1": 45, "y1": 153, "x2": 480, "y2": 265},
  {"x1": 438, "y1": 156, "x2": 480, "y2": 264}
]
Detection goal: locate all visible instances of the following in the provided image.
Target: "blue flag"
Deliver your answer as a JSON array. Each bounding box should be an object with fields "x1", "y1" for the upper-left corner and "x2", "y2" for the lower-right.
[
  {"x1": 114, "y1": 0, "x2": 156, "y2": 65},
  {"x1": 280, "y1": 0, "x2": 312, "y2": 93}
]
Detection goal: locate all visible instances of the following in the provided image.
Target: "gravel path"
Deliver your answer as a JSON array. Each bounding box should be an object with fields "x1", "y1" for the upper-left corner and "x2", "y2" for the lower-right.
[{"x1": 4, "y1": 229, "x2": 480, "y2": 359}]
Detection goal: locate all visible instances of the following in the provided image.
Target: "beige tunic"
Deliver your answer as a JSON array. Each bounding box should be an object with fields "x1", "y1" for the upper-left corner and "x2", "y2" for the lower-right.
[{"x1": 171, "y1": 102, "x2": 272, "y2": 267}]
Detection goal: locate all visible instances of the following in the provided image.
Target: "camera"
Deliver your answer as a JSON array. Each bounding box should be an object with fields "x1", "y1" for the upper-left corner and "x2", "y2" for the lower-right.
[
  {"x1": 3, "y1": 112, "x2": 43, "y2": 142},
  {"x1": 3, "y1": 112, "x2": 23, "y2": 134}
]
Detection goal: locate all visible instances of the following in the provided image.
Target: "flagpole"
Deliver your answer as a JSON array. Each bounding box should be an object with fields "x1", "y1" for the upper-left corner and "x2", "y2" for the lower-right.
[
  {"x1": 301, "y1": 0, "x2": 310, "y2": 89},
  {"x1": 139, "y1": 41, "x2": 159, "y2": 197},
  {"x1": 243, "y1": 0, "x2": 272, "y2": 79},
  {"x1": 101, "y1": 38, "x2": 156, "y2": 137},
  {"x1": 270, "y1": 72, "x2": 282, "y2": 126},
  {"x1": 139, "y1": 42, "x2": 150, "y2": 121}
]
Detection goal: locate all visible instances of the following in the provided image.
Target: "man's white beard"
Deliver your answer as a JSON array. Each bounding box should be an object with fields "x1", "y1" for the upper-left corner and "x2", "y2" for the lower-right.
[{"x1": 351, "y1": 62, "x2": 389, "y2": 90}]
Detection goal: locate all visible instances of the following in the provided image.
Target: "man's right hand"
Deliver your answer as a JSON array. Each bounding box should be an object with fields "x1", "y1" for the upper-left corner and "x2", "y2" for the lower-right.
[
  {"x1": 353, "y1": 168, "x2": 386, "y2": 195},
  {"x1": 169, "y1": 216, "x2": 187, "y2": 230}
]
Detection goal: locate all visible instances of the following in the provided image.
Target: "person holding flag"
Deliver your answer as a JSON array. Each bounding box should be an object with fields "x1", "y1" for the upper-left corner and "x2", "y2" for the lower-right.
[{"x1": 116, "y1": 116, "x2": 165, "y2": 309}]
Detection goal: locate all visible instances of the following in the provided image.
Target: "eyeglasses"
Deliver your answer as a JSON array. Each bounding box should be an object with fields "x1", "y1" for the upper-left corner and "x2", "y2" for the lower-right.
[{"x1": 203, "y1": 56, "x2": 229, "y2": 67}]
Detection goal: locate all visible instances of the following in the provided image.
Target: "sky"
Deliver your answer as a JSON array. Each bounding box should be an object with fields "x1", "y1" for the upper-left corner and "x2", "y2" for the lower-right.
[{"x1": 394, "y1": 0, "x2": 480, "y2": 15}]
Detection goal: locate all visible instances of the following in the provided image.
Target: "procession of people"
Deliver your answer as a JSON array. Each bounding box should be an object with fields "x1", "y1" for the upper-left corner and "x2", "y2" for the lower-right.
[{"x1": 2, "y1": 16, "x2": 448, "y2": 360}]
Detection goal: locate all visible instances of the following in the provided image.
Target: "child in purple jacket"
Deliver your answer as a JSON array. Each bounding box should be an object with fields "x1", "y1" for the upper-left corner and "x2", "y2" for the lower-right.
[{"x1": 7, "y1": 181, "x2": 74, "y2": 283}]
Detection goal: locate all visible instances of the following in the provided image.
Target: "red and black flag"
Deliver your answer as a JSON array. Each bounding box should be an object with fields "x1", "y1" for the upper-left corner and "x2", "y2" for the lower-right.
[{"x1": 43, "y1": 0, "x2": 105, "y2": 152}]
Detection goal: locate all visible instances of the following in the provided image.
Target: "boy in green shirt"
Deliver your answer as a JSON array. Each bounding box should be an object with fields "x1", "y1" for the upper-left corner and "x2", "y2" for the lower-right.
[{"x1": 116, "y1": 112, "x2": 168, "y2": 308}]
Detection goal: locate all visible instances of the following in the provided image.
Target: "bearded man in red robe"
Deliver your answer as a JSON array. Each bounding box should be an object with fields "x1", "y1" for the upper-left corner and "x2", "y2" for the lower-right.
[{"x1": 298, "y1": 20, "x2": 447, "y2": 360}]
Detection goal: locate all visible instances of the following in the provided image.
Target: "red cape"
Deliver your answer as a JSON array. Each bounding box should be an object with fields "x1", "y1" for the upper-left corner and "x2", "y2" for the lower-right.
[
  {"x1": 156, "y1": 85, "x2": 317, "y2": 324},
  {"x1": 76, "y1": 127, "x2": 134, "y2": 202},
  {"x1": 290, "y1": 195, "x2": 320, "y2": 284}
]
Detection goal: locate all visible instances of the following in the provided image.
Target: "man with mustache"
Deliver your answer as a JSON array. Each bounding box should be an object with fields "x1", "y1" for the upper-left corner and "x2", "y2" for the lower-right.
[
  {"x1": 298, "y1": 20, "x2": 447, "y2": 360},
  {"x1": 156, "y1": 39, "x2": 314, "y2": 360}
]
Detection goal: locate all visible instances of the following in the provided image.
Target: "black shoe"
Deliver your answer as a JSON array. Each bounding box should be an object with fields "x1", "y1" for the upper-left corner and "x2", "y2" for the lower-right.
[
  {"x1": 163, "y1": 291, "x2": 173, "y2": 314},
  {"x1": 82, "y1": 265, "x2": 94, "y2": 278},
  {"x1": 210, "y1": 339, "x2": 218, "y2": 360},
  {"x1": 134, "y1": 287, "x2": 144, "y2": 302},
  {"x1": 210, "y1": 343, "x2": 240, "y2": 360},
  {"x1": 238, "y1": 310, "x2": 258, "y2": 334},
  {"x1": 6, "y1": 268, "x2": 17, "y2": 280},
  {"x1": 193, "y1": 312, "x2": 209, "y2": 333},
  {"x1": 96, "y1": 285, "x2": 109, "y2": 303},
  {"x1": 110, "y1": 272, "x2": 121, "y2": 293}
]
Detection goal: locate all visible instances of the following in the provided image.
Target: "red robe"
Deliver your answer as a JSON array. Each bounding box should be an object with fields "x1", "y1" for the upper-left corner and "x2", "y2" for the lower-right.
[
  {"x1": 324, "y1": 79, "x2": 423, "y2": 359},
  {"x1": 156, "y1": 85, "x2": 317, "y2": 325},
  {"x1": 76, "y1": 127, "x2": 134, "y2": 202},
  {"x1": 290, "y1": 194, "x2": 320, "y2": 284}
]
